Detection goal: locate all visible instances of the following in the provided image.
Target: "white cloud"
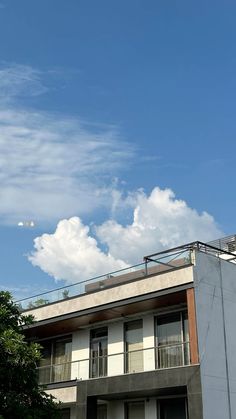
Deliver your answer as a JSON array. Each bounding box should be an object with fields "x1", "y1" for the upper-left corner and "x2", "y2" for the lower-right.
[
  {"x1": 29, "y1": 217, "x2": 128, "y2": 283},
  {"x1": 29, "y1": 187, "x2": 223, "y2": 283},
  {"x1": 0, "y1": 63, "x2": 47, "y2": 100},
  {"x1": 96, "y1": 187, "x2": 223, "y2": 263},
  {"x1": 0, "y1": 64, "x2": 133, "y2": 225}
]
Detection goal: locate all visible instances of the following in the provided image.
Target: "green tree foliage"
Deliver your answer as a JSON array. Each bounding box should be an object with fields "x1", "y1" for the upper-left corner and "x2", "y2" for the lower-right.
[{"x1": 0, "y1": 291, "x2": 60, "y2": 419}]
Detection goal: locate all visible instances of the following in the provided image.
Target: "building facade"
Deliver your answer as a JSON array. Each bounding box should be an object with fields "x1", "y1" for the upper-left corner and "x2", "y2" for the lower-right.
[{"x1": 21, "y1": 236, "x2": 236, "y2": 419}]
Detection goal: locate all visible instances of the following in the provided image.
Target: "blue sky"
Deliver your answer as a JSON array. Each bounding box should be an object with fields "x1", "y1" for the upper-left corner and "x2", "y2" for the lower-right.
[{"x1": 0, "y1": 0, "x2": 235, "y2": 300}]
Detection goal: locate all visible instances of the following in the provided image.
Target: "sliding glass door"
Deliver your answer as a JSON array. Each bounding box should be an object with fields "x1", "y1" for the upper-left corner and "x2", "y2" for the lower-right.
[
  {"x1": 156, "y1": 312, "x2": 189, "y2": 369},
  {"x1": 90, "y1": 327, "x2": 108, "y2": 378},
  {"x1": 38, "y1": 336, "x2": 72, "y2": 384},
  {"x1": 124, "y1": 320, "x2": 143, "y2": 373}
]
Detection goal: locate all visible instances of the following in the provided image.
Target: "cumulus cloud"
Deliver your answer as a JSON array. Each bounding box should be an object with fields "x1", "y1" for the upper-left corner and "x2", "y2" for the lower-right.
[
  {"x1": 29, "y1": 217, "x2": 128, "y2": 283},
  {"x1": 0, "y1": 64, "x2": 133, "y2": 225},
  {"x1": 29, "y1": 187, "x2": 223, "y2": 283},
  {"x1": 96, "y1": 187, "x2": 223, "y2": 263}
]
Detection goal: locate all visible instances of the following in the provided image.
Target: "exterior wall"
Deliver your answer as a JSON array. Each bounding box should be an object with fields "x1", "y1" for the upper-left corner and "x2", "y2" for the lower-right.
[
  {"x1": 45, "y1": 386, "x2": 77, "y2": 403},
  {"x1": 143, "y1": 314, "x2": 155, "y2": 371},
  {"x1": 72, "y1": 329, "x2": 90, "y2": 380},
  {"x1": 106, "y1": 398, "x2": 157, "y2": 419},
  {"x1": 194, "y1": 251, "x2": 236, "y2": 419},
  {"x1": 27, "y1": 266, "x2": 193, "y2": 322},
  {"x1": 108, "y1": 322, "x2": 124, "y2": 376},
  {"x1": 221, "y1": 258, "x2": 236, "y2": 416},
  {"x1": 77, "y1": 366, "x2": 202, "y2": 419}
]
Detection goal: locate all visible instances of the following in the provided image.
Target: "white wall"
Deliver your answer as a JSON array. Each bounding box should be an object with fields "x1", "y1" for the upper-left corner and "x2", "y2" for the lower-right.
[
  {"x1": 72, "y1": 329, "x2": 90, "y2": 380},
  {"x1": 70, "y1": 315, "x2": 156, "y2": 380},
  {"x1": 27, "y1": 266, "x2": 193, "y2": 322},
  {"x1": 107, "y1": 399, "x2": 157, "y2": 419},
  {"x1": 194, "y1": 251, "x2": 236, "y2": 419},
  {"x1": 143, "y1": 315, "x2": 155, "y2": 371},
  {"x1": 108, "y1": 322, "x2": 124, "y2": 376}
]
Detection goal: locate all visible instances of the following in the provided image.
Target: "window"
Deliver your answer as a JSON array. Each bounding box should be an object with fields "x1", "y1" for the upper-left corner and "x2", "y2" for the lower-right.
[
  {"x1": 60, "y1": 408, "x2": 70, "y2": 419},
  {"x1": 124, "y1": 320, "x2": 143, "y2": 373},
  {"x1": 98, "y1": 404, "x2": 107, "y2": 419},
  {"x1": 156, "y1": 312, "x2": 189, "y2": 369},
  {"x1": 90, "y1": 327, "x2": 108, "y2": 378},
  {"x1": 126, "y1": 401, "x2": 145, "y2": 419},
  {"x1": 158, "y1": 398, "x2": 188, "y2": 419},
  {"x1": 38, "y1": 336, "x2": 72, "y2": 384}
]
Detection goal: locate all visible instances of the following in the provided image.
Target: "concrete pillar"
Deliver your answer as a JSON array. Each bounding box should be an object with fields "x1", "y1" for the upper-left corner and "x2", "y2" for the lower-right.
[
  {"x1": 143, "y1": 315, "x2": 155, "y2": 371},
  {"x1": 72, "y1": 330, "x2": 90, "y2": 380},
  {"x1": 108, "y1": 322, "x2": 124, "y2": 376}
]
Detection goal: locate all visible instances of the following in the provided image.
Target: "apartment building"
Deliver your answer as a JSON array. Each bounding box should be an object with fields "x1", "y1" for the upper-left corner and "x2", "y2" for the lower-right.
[{"x1": 20, "y1": 236, "x2": 236, "y2": 419}]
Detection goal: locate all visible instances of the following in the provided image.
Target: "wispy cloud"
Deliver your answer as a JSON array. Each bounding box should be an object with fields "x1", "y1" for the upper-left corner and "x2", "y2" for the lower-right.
[
  {"x1": 0, "y1": 63, "x2": 48, "y2": 101},
  {"x1": 0, "y1": 64, "x2": 134, "y2": 225}
]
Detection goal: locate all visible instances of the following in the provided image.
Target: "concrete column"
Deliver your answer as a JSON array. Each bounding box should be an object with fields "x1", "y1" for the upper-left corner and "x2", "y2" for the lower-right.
[
  {"x1": 143, "y1": 315, "x2": 155, "y2": 371},
  {"x1": 72, "y1": 330, "x2": 90, "y2": 380},
  {"x1": 108, "y1": 322, "x2": 124, "y2": 376},
  {"x1": 187, "y1": 366, "x2": 203, "y2": 419}
]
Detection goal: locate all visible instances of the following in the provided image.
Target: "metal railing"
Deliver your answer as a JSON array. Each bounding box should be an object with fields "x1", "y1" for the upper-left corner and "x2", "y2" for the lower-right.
[
  {"x1": 37, "y1": 342, "x2": 190, "y2": 385},
  {"x1": 16, "y1": 238, "x2": 236, "y2": 310},
  {"x1": 17, "y1": 248, "x2": 192, "y2": 311}
]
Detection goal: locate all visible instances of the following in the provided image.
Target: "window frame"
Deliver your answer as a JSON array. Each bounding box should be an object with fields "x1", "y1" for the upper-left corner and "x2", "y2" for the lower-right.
[
  {"x1": 124, "y1": 319, "x2": 143, "y2": 374},
  {"x1": 155, "y1": 310, "x2": 189, "y2": 369},
  {"x1": 38, "y1": 335, "x2": 72, "y2": 384}
]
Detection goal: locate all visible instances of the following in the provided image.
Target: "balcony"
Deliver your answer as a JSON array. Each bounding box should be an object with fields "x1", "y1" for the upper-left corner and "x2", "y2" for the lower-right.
[
  {"x1": 17, "y1": 246, "x2": 194, "y2": 311},
  {"x1": 37, "y1": 342, "x2": 190, "y2": 385}
]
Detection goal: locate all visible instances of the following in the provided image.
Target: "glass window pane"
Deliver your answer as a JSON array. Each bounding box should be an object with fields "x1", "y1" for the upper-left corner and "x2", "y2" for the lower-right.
[
  {"x1": 126, "y1": 401, "x2": 145, "y2": 419},
  {"x1": 157, "y1": 313, "x2": 181, "y2": 346},
  {"x1": 38, "y1": 341, "x2": 52, "y2": 384},
  {"x1": 156, "y1": 312, "x2": 189, "y2": 368},
  {"x1": 90, "y1": 328, "x2": 108, "y2": 378},
  {"x1": 60, "y1": 408, "x2": 70, "y2": 419},
  {"x1": 53, "y1": 338, "x2": 72, "y2": 382},
  {"x1": 159, "y1": 398, "x2": 187, "y2": 419},
  {"x1": 38, "y1": 337, "x2": 72, "y2": 384},
  {"x1": 98, "y1": 404, "x2": 107, "y2": 419},
  {"x1": 183, "y1": 312, "x2": 190, "y2": 365},
  {"x1": 40, "y1": 341, "x2": 51, "y2": 366},
  {"x1": 125, "y1": 320, "x2": 143, "y2": 373}
]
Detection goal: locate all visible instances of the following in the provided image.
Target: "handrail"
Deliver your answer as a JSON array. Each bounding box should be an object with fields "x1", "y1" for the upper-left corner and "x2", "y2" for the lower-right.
[
  {"x1": 37, "y1": 342, "x2": 190, "y2": 386},
  {"x1": 37, "y1": 341, "x2": 190, "y2": 370},
  {"x1": 17, "y1": 249, "x2": 192, "y2": 310}
]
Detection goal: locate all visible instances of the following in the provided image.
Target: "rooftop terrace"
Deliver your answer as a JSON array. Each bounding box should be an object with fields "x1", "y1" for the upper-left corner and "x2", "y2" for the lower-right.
[{"x1": 17, "y1": 239, "x2": 236, "y2": 311}]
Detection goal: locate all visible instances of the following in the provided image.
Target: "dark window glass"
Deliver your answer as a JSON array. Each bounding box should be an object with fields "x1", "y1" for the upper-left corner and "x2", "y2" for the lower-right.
[
  {"x1": 60, "y1": 408, "x2": 70, "y2": 419},
  {"x1": 159, "y1": 398, "x2": 187, "y2": 419}
]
